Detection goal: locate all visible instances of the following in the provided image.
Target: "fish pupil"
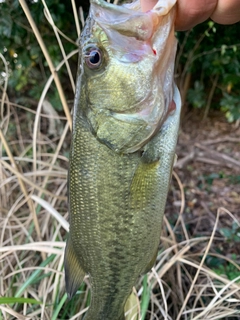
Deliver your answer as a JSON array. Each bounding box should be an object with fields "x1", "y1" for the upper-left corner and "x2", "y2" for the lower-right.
[
  {"x1": 85, "y1": 47, "x2": 102, "y2": 69},
  {"x1": 89, "y1": 50, "x2": 101, "y2": 65}
]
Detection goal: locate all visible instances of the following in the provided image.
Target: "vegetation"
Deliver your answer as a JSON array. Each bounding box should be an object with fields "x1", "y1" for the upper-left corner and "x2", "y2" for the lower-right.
[
  {"x1": 0, "y1": 1, "x2": 240, "y2": 319},
  {"x1": 1, "y1": 1, "x2": 240, "y2": 121}
]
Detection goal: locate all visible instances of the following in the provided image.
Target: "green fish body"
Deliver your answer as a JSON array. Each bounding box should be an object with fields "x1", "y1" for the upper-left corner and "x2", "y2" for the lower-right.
[{"x1": 64, "y1": 1, "x2": 181, "y2": 319}]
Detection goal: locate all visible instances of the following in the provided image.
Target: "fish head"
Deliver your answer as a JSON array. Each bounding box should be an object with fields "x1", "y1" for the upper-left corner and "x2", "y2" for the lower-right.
[{"x1": 78, "y1": 0, "x2": 177, "y2": 153}]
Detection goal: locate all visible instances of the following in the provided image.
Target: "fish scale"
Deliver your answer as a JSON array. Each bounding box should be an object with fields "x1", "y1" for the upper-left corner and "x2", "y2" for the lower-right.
[{"x1": 64, "y1": 0, "x2": 181, "y2": 319}]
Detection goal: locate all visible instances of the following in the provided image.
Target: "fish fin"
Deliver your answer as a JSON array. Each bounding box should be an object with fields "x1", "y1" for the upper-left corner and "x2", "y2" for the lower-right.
[
  {"x1": 142, "y1": 247, "x2": 158, "y2": 274},
  {"x1": 130, "y1": 160, "x2": 160, "y2": 209},
  {"x1": 124, "y1": 290, "x2": 139, "y2": 320},
  {"x1": 64, "y1": 236, "x2": 85, "y2": 299},
  {"x1": 173, "y1": 153, "x2": 178, "y2": 166}
]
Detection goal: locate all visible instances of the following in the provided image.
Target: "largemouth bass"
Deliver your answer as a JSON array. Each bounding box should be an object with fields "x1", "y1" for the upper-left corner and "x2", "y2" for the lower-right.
[{"x1": 64, "y1": 0, "x2": 181, "y2": 319}]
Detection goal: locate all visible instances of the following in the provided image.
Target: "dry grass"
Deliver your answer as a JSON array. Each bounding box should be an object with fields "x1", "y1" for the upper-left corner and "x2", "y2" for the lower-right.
[{"x1": 1, "y1": 1, "x2": 240, "y2": 319}]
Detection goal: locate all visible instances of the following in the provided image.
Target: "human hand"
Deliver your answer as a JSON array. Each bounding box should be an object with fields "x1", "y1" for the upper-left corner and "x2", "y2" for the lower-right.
[{"x1": 140, "y1": 0, "x2": 240, "y2": 31}]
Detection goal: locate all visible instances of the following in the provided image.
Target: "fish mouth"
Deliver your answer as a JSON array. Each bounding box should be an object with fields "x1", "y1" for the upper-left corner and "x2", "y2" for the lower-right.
[{"x1": 90, "y1": 0, "x2": 160, "y2": 42}]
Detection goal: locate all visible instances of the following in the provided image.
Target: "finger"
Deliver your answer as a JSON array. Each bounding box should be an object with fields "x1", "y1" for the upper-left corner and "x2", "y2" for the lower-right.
[
  {"x1": 211, "y1": 0, "x2": 240, "y2": 24},
  {"x1": 175, "y1": 0, "x2": 217, "y2": 31},
  {"x1": 140, "y1": 0, "x2": 157, "y2": 12}
]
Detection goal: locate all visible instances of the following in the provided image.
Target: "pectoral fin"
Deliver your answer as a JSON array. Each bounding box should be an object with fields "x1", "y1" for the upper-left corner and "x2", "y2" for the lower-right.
[
  {"x1": 64, "y1": 236, "x2": 85, "y2": 299},
  {"x1": 124, "y1": 290, "x2": 139, "y2": 320}
]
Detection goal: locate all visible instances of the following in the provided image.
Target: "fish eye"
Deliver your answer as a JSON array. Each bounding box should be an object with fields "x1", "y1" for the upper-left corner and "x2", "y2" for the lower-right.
[{"x1": 85, "y1": 48, "x2": 102, "y2": 69}]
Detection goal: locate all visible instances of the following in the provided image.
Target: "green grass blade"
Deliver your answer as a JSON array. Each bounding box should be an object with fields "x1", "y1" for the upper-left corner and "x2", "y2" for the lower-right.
[
  {"x1": 140, "y1": 275, "x2": 151, "y2": 320},
  {"x1": 15, "y1": 254, "x2": 55, "y2": 297},
  {"x1": 0, "y1": 297, "x2": 41, "y2": 304},
  {"x1": 51, "y1": 293, "x2": 68, "y2": 320}
]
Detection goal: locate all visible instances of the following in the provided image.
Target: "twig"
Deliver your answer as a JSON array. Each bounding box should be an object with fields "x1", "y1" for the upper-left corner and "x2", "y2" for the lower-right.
[
  {"x1": 18, "y1": 0, "x2": 72, "y2": 130},
  {"x1": 175, "y1": 150, "x2": 195, "y2": 169},
  {"x1": 196, "y1": 143, "x2": 240, "y2": 168},
  {"x1": 202, "y1": 136, "x2": 240, "y2": 145},
  {"x1": 203, "y1": 73, "x2": 219, "y2": 120},
  {"x1": 71, "y1": 0, "x2": 81, "y2": 36},
  {"x1": 195, "y1": 156, "x2": 222, "y2": 166},
  {"x1": 0, "y1": 53, "x2": 8, "y2": 120},
  {"x1": 42, "y1": 0, "x2": 76, "y2": 92}
]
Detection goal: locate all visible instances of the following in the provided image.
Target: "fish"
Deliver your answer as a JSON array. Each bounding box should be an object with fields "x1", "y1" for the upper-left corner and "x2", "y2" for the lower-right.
[{"x1": 64, "y1": 0, "x2": 181, "y2": 319}]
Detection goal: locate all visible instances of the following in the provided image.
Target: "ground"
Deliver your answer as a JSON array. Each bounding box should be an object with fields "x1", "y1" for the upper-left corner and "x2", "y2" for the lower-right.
[{"x1": 167, "y1": 108, "x2": 240, "y2": 256}]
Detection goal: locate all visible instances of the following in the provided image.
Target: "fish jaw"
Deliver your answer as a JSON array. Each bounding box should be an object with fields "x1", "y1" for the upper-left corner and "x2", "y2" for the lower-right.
[{"x1": 78, "y1": 0, "x2": 177, "y2": 154}]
